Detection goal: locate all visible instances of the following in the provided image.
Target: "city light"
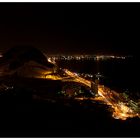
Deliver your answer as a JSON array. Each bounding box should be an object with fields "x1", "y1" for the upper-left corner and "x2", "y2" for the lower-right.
[
  {"x1": 40, "y1": 57, "x2": 140, "y2": 121},
  {"x1": 47, "y1": 55, "x2": 127, "y2": 61}
]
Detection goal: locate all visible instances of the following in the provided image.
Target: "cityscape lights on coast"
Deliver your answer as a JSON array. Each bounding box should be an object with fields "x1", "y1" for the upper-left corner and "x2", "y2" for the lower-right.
[
  {"x1": 46, "y1": 58, "x2": 140, "y2": 121},
  {"x1": 47, "y1": 55, "x2": 128, "y2": 61}
]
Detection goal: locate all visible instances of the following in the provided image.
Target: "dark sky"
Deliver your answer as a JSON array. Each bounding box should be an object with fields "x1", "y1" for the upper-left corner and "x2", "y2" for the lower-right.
[{"x1": 0, "y1": 2, "x2": 140, "y2": 55}]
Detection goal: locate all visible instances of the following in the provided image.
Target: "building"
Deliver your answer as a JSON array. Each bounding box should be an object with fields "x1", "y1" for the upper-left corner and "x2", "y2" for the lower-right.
[{"x1": 91, "y1": 79, "x2": 99, "y2": 95}]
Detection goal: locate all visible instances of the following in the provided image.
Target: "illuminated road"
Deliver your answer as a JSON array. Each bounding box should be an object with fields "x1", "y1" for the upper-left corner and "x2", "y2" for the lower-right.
[
  {"x1": 47, "y1": 59, "x2": 140, "y2": 120},
  {"x1": 63, "y1": 69, "x2": 140, "y2": 120},
  {"x1": 63, "y1": 69, "x2": 91, "y2": 86}
]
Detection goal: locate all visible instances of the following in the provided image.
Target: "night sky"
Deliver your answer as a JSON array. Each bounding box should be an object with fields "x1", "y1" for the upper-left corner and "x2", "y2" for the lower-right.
[{"x1": 0, "y1": 2, "x2": 140, "y2": 55}]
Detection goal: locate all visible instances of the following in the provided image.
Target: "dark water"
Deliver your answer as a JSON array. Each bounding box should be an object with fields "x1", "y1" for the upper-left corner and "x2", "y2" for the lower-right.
[{"x1": 57, "y1": 56, "x2": 140, "y2": 97}]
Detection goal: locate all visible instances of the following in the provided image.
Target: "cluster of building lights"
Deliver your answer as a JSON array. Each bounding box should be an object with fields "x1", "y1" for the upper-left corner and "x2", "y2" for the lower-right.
[{"x1": 47, "y1": 55, "x2": 127, "y2": 61}]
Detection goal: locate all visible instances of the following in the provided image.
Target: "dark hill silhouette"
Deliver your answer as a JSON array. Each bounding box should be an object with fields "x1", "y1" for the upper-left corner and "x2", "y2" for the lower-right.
[{"x1": 0, "y1": 46, "x2": 54, "y2": 70}]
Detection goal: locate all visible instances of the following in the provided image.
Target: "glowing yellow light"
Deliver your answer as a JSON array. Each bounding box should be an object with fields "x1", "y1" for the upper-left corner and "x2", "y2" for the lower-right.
[{"x1": 38, "y1": 66, "x2": 140, "y2": 121}]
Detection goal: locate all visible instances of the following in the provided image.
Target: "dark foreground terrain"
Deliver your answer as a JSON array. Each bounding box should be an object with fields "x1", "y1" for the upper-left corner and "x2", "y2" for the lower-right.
[
  {"x1": 0, "y1": 93, "x2": 140, "y2": 138},
  {"x1": 0, "y1": 77, "x2": 139, "y2": 137}
]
